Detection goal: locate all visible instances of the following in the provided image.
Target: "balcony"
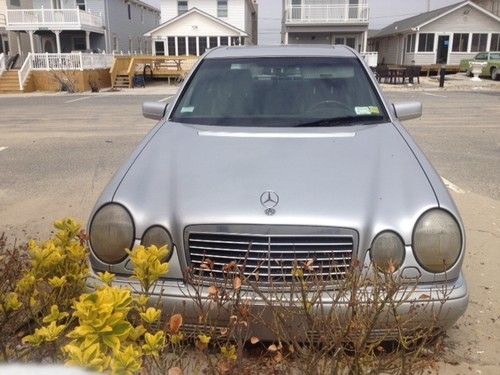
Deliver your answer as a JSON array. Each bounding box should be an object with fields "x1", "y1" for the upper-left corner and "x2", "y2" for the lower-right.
[
  {"x1": 6, "y1": 8, "x2": 104, "y2": 32},
  {"x1": 285, "y1": 3, "x2": 369, "y2": 24}
]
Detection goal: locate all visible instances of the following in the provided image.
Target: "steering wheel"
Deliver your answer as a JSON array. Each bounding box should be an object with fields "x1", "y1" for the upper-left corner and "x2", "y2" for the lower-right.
[{"x1": 307, "y1": 100, "x2": 353, "y2": 115}]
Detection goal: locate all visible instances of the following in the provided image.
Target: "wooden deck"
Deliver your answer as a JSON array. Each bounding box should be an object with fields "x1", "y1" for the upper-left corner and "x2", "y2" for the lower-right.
[
  {"x1": 420, "y1": 64, "x2": 460, "y2": 76},
  {"x1": 110, "y1": 55, "x2": 198, "y2": 88}
]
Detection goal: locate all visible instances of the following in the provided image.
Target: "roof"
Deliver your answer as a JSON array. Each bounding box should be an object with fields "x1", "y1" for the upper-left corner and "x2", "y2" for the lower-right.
[
  {"x1": 144, "y1": 7, "x2": 248, "y2": 37},
  {"x1": 373, "y1": 0, "x2": 500, "y2": 38},
  {"x1": 204, "y1": 45, "x2": 358, "y2": 59},
  {"x1": 128, "y1": 0, "x2": 160, "y2": 14}
]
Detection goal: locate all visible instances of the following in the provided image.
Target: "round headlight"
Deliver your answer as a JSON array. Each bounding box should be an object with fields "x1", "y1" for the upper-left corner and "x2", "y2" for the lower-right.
[
  {"x1": 89, "y1": 203, "x2": 135, "y2": 264},
  {"x1": 413, "y1": 209, "x2": 462, "y2": 273},
  {"x1": 370, "y1": 231, "x2": 405, "y2": 273},
  {"x1": 141, "y1": 226, "x2": 173, "y2": 261}
]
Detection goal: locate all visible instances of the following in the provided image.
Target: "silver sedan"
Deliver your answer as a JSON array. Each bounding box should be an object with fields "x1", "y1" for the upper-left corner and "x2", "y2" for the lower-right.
[{"x1": 87, "y1": 45, "x2": 468, "y2": 339}]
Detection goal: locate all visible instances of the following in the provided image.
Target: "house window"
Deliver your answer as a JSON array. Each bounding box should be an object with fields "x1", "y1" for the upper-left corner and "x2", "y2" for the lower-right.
[
  {"x1": 141, "y1": 8, "x2": 144, "y2": 23},
  {"x1": 217, "y1": 0, "x2": 228, "y2": 17},
  {"x1": 10, "y1": 0, "x2": 21, "y2": 6},
  {"x1": 220, "y1": 36, "x2": 229, "y2": 46},
  {"x1": 188, "y1": 37, "x2": 197, "y2": 55},
  {"x1": 113, "y1": 36, "x2": 118, "y2": 51},
  {"x1": 209, "y1": 36, "x2": 218, "y2": 48},
  {"x1": 490, "y1": 33, "x2": 500, "y2": 51},
  {"x1": 452, "y1": 33, "x2": 469, "y2": 52},
  {"x1": 418, "y1": 33, "x2": 434, "y2": 52},
  {"x1": 155, "y1": 41, "x2": 165, "y2": 55},
  {"x1": 167, "y1": 37, "x2": 176, "y2": 55},
  {"x1": 76, "y1": 0, "x2": 85, "y2": 10},
  {"x1": 129, "y1": 38, "x2": 132, "y2": 53},
  {"x1": 406, "y1": 34, "x2": 416, "y2": 53},
  {"x1": 471, "y1": 33, "x2": 488, "y2": 52},
  {"x1": 128, "y1": 4, "x2": 131, "y2": 20},
  {"x1": 231, "y1": 36, "x2": 239, "y2": 46},
  {"x1": 177, "y1": 37, "x2": 187, "y2": 55},
  {"x1": 199, "y1": 37, "x2": 207, "y2": 55},
  {"x1": 346, "y1": 37, "x2": 356, "y2": 49},
  {"x1": 178, "y1": 1, "x2": 188, "y2": 15}
]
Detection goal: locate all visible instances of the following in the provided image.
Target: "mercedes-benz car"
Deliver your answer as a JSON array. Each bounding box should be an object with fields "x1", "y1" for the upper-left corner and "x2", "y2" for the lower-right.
[{"x1": 87, "y1": 45, "x2": 468, "y2": 339}]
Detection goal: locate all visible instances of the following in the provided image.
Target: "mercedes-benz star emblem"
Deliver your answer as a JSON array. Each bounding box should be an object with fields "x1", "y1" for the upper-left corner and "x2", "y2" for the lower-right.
[{"x1": 260, "y1": 191, "x2": 279, "y2": 216}]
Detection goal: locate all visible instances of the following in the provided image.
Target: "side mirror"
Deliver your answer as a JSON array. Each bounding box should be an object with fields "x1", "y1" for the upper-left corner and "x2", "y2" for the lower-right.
[
  {"x1": 392, "y1": 101, "x2": 422, "y2": 121},
  {"x1": 143, "y1": 101, "x2": 168, "y2": 120}
]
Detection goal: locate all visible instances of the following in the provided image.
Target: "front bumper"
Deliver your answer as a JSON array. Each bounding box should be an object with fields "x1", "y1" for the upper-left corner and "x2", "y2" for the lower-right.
[{"x1": 87, "y1": 272, "x2": 468, "y2": 341}]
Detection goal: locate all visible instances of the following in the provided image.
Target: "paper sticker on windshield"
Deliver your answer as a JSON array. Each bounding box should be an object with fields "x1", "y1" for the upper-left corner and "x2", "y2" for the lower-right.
[
  {"x1": 355, "y1": 106, "x2": 371, "y2": 115},
  {"x1": 369, "y1": 106, "x2": 380, "y2": 114},
  {"x1": 181, "y1": 106, "x2": 195, "y2": 113}
]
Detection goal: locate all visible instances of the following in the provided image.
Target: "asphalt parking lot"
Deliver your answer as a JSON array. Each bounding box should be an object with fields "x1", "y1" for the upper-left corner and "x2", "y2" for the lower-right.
[{"x1": 0, "y1": 88, "x2": 499, "y2": 373}]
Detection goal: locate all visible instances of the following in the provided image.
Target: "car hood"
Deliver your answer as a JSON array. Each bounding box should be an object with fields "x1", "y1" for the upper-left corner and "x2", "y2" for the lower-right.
[{"x1": 112, "y1": 121, "x2": 437, "y2": 251}]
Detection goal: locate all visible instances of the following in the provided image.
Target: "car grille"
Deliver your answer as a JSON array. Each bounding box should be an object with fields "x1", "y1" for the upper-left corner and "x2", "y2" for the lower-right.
[{"x1": 184, "y1": 225, "x2": 357, "y2": 286}]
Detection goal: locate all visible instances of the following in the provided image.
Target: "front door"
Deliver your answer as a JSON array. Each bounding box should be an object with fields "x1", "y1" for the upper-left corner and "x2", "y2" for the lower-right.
[{"x1": 436, "y1": 35, "x2": 449, "y2": 64}]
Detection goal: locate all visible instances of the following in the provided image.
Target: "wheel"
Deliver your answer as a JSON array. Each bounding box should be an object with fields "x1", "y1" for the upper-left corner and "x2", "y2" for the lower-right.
[{"x1": 491, "y1": 68, "x2": 499, "y2": 81}]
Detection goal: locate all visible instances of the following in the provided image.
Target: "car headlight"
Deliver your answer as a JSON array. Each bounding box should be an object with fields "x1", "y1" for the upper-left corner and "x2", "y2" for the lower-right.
[
  {"x1": 413, "y1": 209, "x2": 462, "y2": 273},
  {"x1": 89, "y1": 203, "x2": 135, "y2": 264},
  {"x1": 370, "y1": 231, "x2": 405, "y2": 273},
  {"x1": 141, "y1": 225, "x2": 174, "y2": 261}
]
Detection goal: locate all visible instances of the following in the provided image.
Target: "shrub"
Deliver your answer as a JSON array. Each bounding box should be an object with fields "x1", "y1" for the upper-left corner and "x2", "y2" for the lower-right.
[{"x1": 0, "y1": 220, "x2": 447, "y2": 374}]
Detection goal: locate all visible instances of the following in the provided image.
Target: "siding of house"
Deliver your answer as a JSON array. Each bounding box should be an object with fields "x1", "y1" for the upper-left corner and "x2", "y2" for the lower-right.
[
  {"x1": 473, "y1": 0, "x2": 500, "y2": 16},
  {"x1": 161, "y1": 0, "x2": 252, "y2": 35},
  {"x1": 106, "y1": 0, "x2": 159, "y2": 53},
  {"x1": 377, "y1": 35, "x2": 403, "y2": 65},
  {"x1": 373, "y1": 3, "x2": 500, "y2": 65},
  {"x1": 421, "y1": 5, "x2": 500, "y2": 32}
]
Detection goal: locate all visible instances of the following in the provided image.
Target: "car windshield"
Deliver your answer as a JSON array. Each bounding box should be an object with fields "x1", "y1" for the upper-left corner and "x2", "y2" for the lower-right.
[{"x1": 170, "y1": 56, "x2": 388, "y2": 127}]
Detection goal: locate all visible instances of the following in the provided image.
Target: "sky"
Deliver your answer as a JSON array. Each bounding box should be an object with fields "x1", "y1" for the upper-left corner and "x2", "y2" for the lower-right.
[{"x1": 143, "y1": 0, "x2": 463, "y2": 44}]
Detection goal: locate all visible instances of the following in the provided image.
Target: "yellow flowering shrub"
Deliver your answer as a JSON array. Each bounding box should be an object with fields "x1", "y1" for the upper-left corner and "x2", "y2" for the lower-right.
[{"x1": 2, "y1": 219, "x2": 182, "y2": 374}]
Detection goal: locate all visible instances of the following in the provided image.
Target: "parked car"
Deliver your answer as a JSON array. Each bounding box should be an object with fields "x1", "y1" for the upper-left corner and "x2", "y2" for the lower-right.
[
  {"x1": 459, "y1": 51, "x2": 500, "y2": 80},
  {"x1": 87, "y1": 45, "x2": 468, "y2": 340}
]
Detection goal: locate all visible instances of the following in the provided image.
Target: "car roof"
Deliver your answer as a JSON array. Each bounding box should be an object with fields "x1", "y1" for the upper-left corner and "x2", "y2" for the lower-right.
[{"x1": 204, "y1": 45, "x2": 358, "y2": 59}]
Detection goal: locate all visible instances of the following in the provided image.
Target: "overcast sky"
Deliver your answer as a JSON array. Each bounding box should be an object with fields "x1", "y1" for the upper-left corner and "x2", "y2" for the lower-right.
[{"x1": 144, "y1": 0, "x2": 463, "y2": 44}]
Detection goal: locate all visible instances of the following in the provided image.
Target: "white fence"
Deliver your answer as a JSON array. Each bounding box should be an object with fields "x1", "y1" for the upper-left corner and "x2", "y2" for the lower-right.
[
  {"x1": 0, "y1": 53, "x2": 6, "y2": 76},
  {"x1": 30, "y1": 52, "x2": 113, "y2": 70},
  {"x1": 361, "y1": 52, "x2": 378, "y2": 67},
  {"x1": 286, "y1": 4, "x2": 369, "y2": 23},
  {"x1": 17, "y1": 52, "x2": 114, "y2": 90},
  {"x1": 6, "y1": 8, "x2": 103, "y2": 29}
]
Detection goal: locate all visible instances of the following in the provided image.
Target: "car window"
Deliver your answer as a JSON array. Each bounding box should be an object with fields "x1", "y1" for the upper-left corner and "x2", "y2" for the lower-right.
[
  {"x1": 490, "y1": 53, "x2": 500, "y2": 60},
  {"x1": 475, "y1": 53, "x2": 488, "y2": 60},
  {"x1": 170, "y1": 57, "x2": 388, "y2": 127}
]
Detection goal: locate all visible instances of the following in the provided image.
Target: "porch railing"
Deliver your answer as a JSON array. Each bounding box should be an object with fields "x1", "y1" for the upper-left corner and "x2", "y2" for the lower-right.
[
  {"x1": 6, "y1": 8, "x2": 103, "y2": 29},
  {"x1": 286, "y1": 4, "x2": 369, "y2": 23},
  {"x1": 17, "y1": 52, "x2": 114, "y2": 90},
  {"x1": 18, "y1": 53, "x2": 32, "y2": 90}
]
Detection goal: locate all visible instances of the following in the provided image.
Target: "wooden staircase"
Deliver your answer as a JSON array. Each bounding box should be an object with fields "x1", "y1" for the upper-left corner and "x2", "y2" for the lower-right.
[
  {"x1": 0, "y1": 70, "x2": 23, "y2": 93},
  {"x1": 113, "y1": 73, "x2": 131, "y2": 88}
]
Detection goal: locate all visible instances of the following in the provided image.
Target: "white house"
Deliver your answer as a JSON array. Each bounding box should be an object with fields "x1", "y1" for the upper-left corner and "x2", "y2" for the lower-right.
[
  {"x1": 145, "y1": 0, "x2": 258, "y2": 56},
  {"x1": 282, "y1": 0, "x2": 370, "y2": 53},
  {"x1": 1, "y1": 0, "x2": 160, "y2": 58},
  {"x1": 369, "y1": 0, "x2": 500, "y2": 65}
]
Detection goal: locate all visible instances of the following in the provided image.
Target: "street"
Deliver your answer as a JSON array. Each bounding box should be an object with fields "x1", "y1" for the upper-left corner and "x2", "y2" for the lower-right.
[{"x1": 0, "y1": 88, "x2": 499, "y2": 373}]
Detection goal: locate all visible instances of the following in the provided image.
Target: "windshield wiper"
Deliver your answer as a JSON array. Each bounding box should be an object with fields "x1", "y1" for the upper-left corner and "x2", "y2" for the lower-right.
[{"x1": 295, "y1": 115, "x2": 385, "y2": 128}]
